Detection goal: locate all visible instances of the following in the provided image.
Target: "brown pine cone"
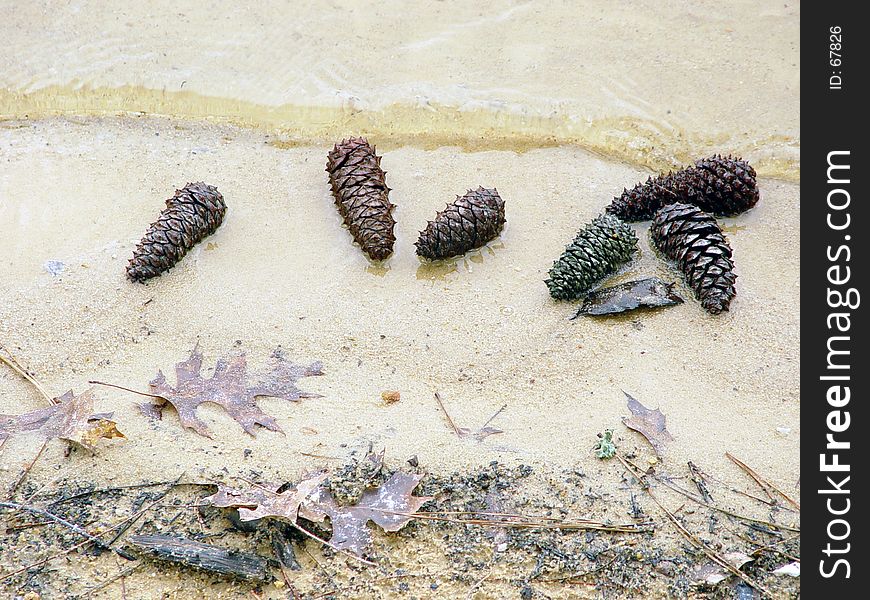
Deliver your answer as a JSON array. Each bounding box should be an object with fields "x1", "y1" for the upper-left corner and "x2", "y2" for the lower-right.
[
  {"x1": 606, "y1": 155, "x2": 759, "y2": 221},
  {"x1": 126, "y1": 182, "x2": 226, "y2": 283},
  {"x1": 415, "y1": 187, "x2": 506, "y2": 260},
  {"x1": 326, "y1": 137, "x2": 396, "y2": 261},
  {"x1": 650, "y1": 203, "x2": 737, "y2": 314}
]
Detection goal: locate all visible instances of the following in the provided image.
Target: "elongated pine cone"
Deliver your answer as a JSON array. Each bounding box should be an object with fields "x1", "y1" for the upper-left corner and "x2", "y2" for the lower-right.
[
  {"x1": 606, "y1": 155, "x2": 759, "y2": 221},
  {"x1": 127, "y1": 182, "x2": 226, "y2": 282},
  {"x1": 326, "y1": 137, "x2": 396, "y2": 261},
  {"x1": 545, "y1": 214, "x2": 637, "y2": 300},
  {"x1": 650, "y1": 203, "x2": 736, "y2": 314},
  {"x1": 415, "y1": 187, "x2": 506, "y2": 259}
]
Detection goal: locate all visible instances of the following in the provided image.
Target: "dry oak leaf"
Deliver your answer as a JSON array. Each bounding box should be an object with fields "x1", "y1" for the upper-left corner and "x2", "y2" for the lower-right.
[
  {"x1": 621, "y1": 391, "x2": 673, "y2": 456},
  {"x1": 205, "y1": 471, "x2": 432, "y2": 558},
  {"x1": 205, "y1": 473, "x2": 329, "y2": 523},
  {"x1": 145, "y1": 346, "x2": 323, "y2": 438},
  {"x1": 300, "y1": 472, "x2": 433, "y2": 556},
  {"x1": 0, "y1": 389, "x2": 124, "y2": 452}
]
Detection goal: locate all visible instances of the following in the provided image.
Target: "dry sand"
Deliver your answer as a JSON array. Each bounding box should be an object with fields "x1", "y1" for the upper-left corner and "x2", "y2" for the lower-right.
[{"x1": 0, "y1": 1, "x2": 799, "y2": 598}]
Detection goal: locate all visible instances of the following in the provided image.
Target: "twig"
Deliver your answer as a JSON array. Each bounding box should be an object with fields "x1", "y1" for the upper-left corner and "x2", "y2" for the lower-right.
[
  {"x1": 81, "y1": 562, "x2": 142, "y2": 597},
  {"x1": 480, "y1": 404, "x2": 507, "y2": 429},
  {"x1": 88, "y1": 380, "x2": 164, "y2": 400},
  {"x1": 0, "y1": 478, "x2": 180, "y2": 583},
  {"x1": 617, "y1": 454, "x2": 773, "y2": 598},
  {"x1": 5, "y1": 440, "x2": 48, "y2": 500},
  {"x1": 47, "y1": 480, "x2": 181, "y2": 507},
  {"x1": 656, "y1": 476, "x2": 799, "y2": 533},
  {"x1": 466, "y1": 568, "x2": 492, "y2": 599},
  {"x1": 434, "y1": 392, "x2": 462, "y2": 436},
  {"x1": 688, "y1": 461, "x2": 713, "y2": 504},
  {"x1": 104, "y1": 474, "x2": 184, "y2": 547},
  {"x1": 0, "y1": 500, "x2": 135, "y2": 560},
  {"x1": 726, "y1": 452, "x2": 800, "y2": 511},
  {"x1": 0, "y1": 345, "x2": 55, "y2": 404},
  {"x1": 748, "y1": 533, "x2": 801, "y2": 561},
  {"x1": 367, "y1": 508, "x2": 651, "y2": 533}
]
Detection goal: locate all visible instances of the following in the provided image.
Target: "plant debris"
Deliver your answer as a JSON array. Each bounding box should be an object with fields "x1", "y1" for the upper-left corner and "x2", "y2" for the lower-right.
[
  {"x1": 326, "y1": 449, "x2": 386, "y2": 505},
  {"x1": 380, "y1": 390, "x2": 401, "y2": 405},
  {"x1": 571, "y1": 277, "x2": 683, "y2": 318},
  {"x1": 621, "y1": 391, "x2": 673, "y2": 456},
  {"x1": 205, "y1": 470, "x2": 433, "y2": 557},
  {"x1": 692, "y1": 551, "x2": 754, "y2": 586},
  {"x1": 127, "y1": 534, "x2": 271, "y2": 581},
  {"x1": 0, "y1": 389, "x2": 124, "y2": 452},
  {"x1": 772, "y1": 561, "x2": 800, "y2": 577},
  {"x1": 434, "y1": 393, "x2": 505, "y2": 441},
  {"x1": 594, "y1": 429, "x2": 617, "y2": 459},
  {"x1": 141, "y1": 345, "x2": 323, "y2": 437},
  {"x1": 688, "y1": 460, "x2": 713, "y2": 503}
]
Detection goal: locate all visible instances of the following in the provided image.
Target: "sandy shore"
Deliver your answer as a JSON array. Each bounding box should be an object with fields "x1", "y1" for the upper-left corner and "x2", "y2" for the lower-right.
[
  {"x1": 1, "y1": 115, "x2": 798, "y2": 486},
  {"x1": 1, "y1": 1, "x2": 798, "y2": 596}
]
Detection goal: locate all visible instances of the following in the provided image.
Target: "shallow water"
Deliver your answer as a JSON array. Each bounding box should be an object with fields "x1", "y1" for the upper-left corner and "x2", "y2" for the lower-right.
[
  {"x1": 0, "y1": 2, "x2": 799, "y2": 597},
  {"x1": 1, "y1": 0, "x2": 799, "y2": 178}
]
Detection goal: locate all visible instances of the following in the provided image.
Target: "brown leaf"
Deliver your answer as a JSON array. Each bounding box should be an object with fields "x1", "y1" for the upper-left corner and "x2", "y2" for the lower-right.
[
  {"x1": 204, "y1": 472, "x2": 328, "y2": 524},
  {"x1": 205, "y1": 471, "x2": 432, "y2": 558},
  {"x1": 301, "y1": 472, "x2": 433, "y2": 556},
  {"x1": 145, "y1": 345, "x2": 323, "y2": 437},
  {"x1": 621, "y1": 391, "x2": 673, "y2": 456},
  {"x1": 0, "y1": 389, "x2": 124, "y2": 452}
]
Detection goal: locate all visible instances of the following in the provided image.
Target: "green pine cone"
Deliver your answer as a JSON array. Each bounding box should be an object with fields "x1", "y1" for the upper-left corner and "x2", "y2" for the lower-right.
[{"x1": 545, "y1": 214, "x2": 638, "y2": 301}]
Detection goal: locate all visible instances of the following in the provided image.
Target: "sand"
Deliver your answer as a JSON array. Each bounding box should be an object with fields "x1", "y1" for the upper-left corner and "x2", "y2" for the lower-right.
[{"x1": 0, "y1": 1, "x2": 799, "y2": 598}]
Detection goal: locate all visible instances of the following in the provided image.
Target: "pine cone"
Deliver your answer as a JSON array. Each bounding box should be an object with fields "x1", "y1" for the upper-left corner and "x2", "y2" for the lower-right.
[
  {"x1": 650, "y1": 203, "x2": 736, "y2": 314},
  {"x1": 415, "y1": 187, "x2": 506, "y2": 260},
  {"x1": 545, "y1": 214, "x2": 637, "y2": 300},
  {"x1": 127, "y1": 182, "x2": 226, "y2": 283},
  {"x1": 606, "y1": 155, "x2": 759, "y2": 221},
  {"x1": 326, "y1": 137, "x2": 396, "y2": 261}
]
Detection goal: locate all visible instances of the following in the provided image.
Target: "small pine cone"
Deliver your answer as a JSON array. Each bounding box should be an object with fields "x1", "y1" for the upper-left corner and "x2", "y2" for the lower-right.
[
  {"x1": 127, "y1": 182, "x2": 226, "y2": 283},
  {"x1": 415, "y1": 187, "x2": 506, "y2": 260},
  {"x1": 326, "y1": 137, "x2": 396, "y2": 261},
  {"x1": 606, "y1": 155, "x2": 759, "y2": 221},
  {"x1": 650, "y1": 203, "x2": 736, "y2": 314},
  {"x1": 545, "y1": 214, "x2": 637, "y2": 301}
]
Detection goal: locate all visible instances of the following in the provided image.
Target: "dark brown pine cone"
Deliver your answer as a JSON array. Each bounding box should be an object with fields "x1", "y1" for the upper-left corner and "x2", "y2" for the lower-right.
[
  {"x1": 326, "y1": 137, "x2": 396, "y2": 261},
  {"x1": 650, "y1": 203, "x2": 737, "y2": 314},
  {"x1": 606, "y1": 155, "x2": 759, "y2": 221},
  {"x1": 415, "y1": 187, "x2": 506, "y2": 260},
  {"x1": 126, "y1": 182, "x2": 226, "y2": 283}
]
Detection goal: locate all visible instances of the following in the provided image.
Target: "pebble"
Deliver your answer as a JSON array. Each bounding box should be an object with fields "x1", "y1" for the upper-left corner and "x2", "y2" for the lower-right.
[{"x1": 43, "y1": 259, "x2": 65, "y2": 276}]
